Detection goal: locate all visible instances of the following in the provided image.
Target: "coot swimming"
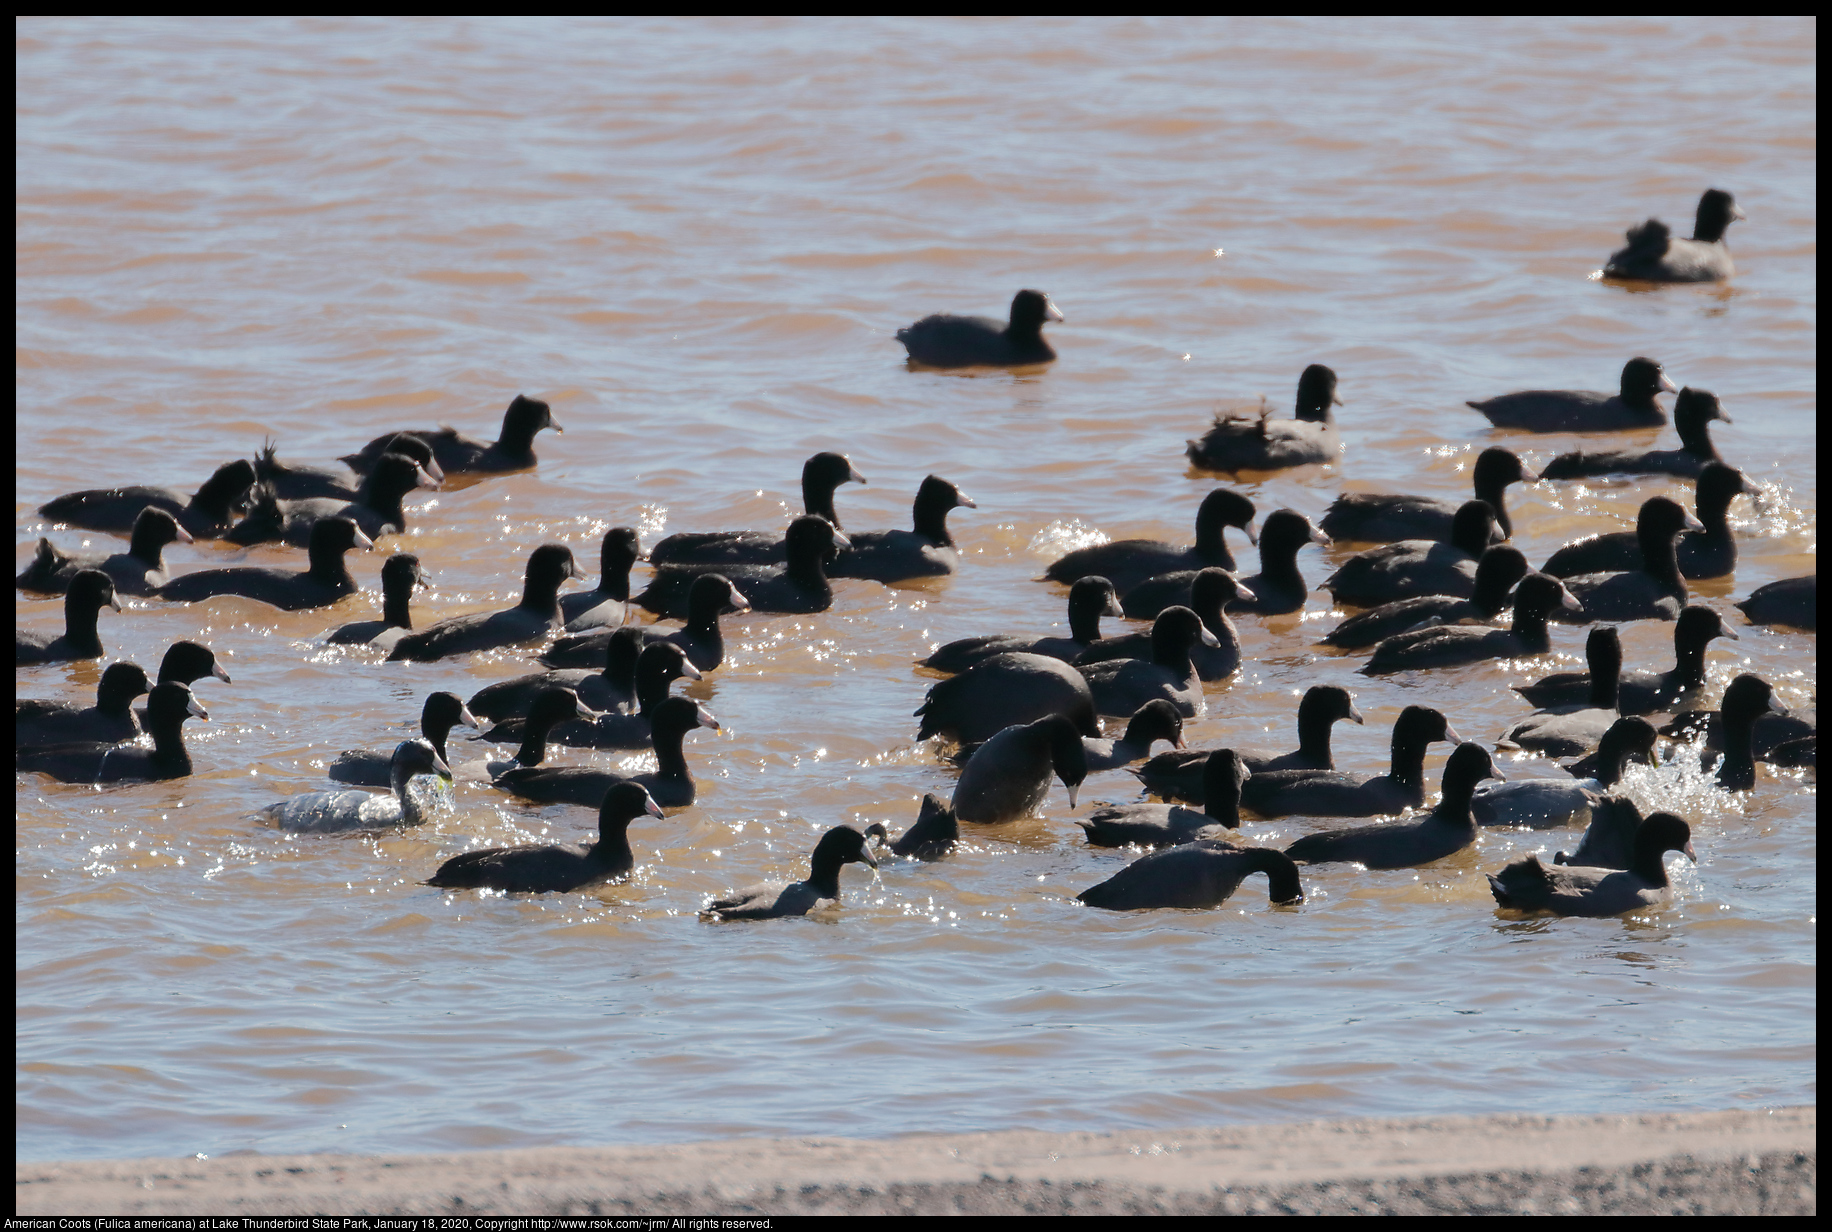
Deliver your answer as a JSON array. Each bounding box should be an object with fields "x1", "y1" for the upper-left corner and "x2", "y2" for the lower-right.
[{"x1": 896, "y1": 289, "x2": 1063, "y2": 368}]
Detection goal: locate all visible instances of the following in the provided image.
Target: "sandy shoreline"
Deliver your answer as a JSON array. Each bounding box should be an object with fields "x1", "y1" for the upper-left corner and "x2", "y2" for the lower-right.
[{"x1": 16, "y1": 1106, "x2": 1814, "y2": 1215}]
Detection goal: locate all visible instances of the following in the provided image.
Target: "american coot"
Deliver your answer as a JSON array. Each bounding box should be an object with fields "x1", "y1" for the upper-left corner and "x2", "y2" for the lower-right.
[
  {"x1": 1321, "y1": 500, "x2": 1497, "y2": 608},
  {"x1": 224, "y1": 452, "x2": 438, "y2": 547},
  {"x1": 17, "y1": 570, "x2": 120, "y2": 665},
  {"x1": 481, "y1": 687, "x2": 602, "y2": 777},
  {"x1": 1553, "y1": 497, "x2": 1702, "y2": 623},
  {"x1": 1489, "y1": 813, "x2": 1696, "y2": 917},
  {"x1": 16, "y1": 681, "x2": 207, "y2": 783},
  {"x1": 1241, "y1": 706, "x2": 1462, "y2": 819},
  {"x1": 1495, "y1": 626, "x2": 1622, "y2": 757},
  {"x1": 648, "y1": 453, "x2": 867, "y2": 566},
  {"x1": 1539, "y1": 389, "x2": 1731, "y2": 480},
  {"x1": 889, "y1": 793, "x2": 960, "y2": 861},
  {"x1": 1077, "y1": 605, "x2": 1215, "y2": 718},
  {"x1": 1602, "y1": 189, "x2": 1744, "y2": 283},
  {"x1": 1078, "y1": 844, "x2": 1303, "y2": 911},
  {"x1": 1134, "y1": 686, "x2": 1364, "y2": 802},
  {"x1": 471, "y1": 626, "x2": 644, "y2": 722},
  {"x1": 1078, "y1": 568, "x2": 1252, "y2": 681},
  {"x1": 342, "y1": 395, "x2": 561, "y2": 477},
  {"x1": 1659, "y1": 684, "x2": 1809, "y2": 769},
  {"x1": 1079, "y1": 748, "x2": 1248, "y2": 848},
  {"x1": 1362, "y1": 573, "x2": 1581, "y2": 674},
  {"x1": 1320, "y1": 447, "x2": 1537, "y2": 543},
  {"x1": 328, "y1": 692, "x2": 479, "y2": 788},
  {"x1": 1515, "y1": 604, "x2": 1736, "y2": 714},
  {"x1": 491, "y1": 695, "x2": 719, "y2": 808},
  {"x1": 1283, "y1": 743, "x2": 1502, "y2": 869},
  {"x1": 923, "y1": 576, "x2": 1125, "y2": 673},
  {"x1": 1213, "y1": 509, "x2": 1329, "y2": 618},
  {"x1": 1046, "y1": 488, "x2": 1257, "y2": 593},
  {"x1": 159, "y1": 517, "x2": 373, "y2": 611},
  {"x1": 829, "y1": 475, "x2": 976, "y2": 583},
  {"x1": 1185, "y1": 364, "x2": 1342, "y2": 473},
  {"x1": 546, "y1": 575, "x2": 750, "y2": 673},
  {"x1": 16, "y1": 662, "x2": 151, "y2": 747},
  {"x1": 1736, "y1": 576, "x2": 1815, "y2": 632},
  {"x1": 701, "y1": 824, "x2": 884, "y2": 920},
  {"x1": 1320, "y1": 546, "x2": 1528, "y2": 649},
  {"x1": 386, "y1": 543, "x2": 582, "y2": 661},
  {"x1": 637, "y1": 517, "x2": 848, "y2": 617},
  {"x1": 480, "y1": 643, "x2": 700, "y2": 750},
  {"x1": 951, "y1": 714, "x2": 1088, "y2": 824},
  {"x1": 1081, "y1": 700, "x2": 1185, "y2": 773},
  {"x1": 915, "y1": 652, "x2": 1099, "y2": 746},
  {"x1": 254, "y1": 433, "x2": 443, "y2": 502},
  {"x1": 324, "y1": 553, "x2": 429, "y2": 649},
  {"x1": 1709, "y1": 674, "x2": 1788, "y2": 791},
  {"x1": 560, "y1": 527, "x2": 643, "y2": 632},
  {"x1": 1466, "y1": 357, "x2": 1677, "y2": 433},
  {"x1": 896, "y1": 289, "x2": 1063, "y2": 369},
  {"x1": 1545, "y1": 465, "x2": 1756, "y2": 582},
  {"x1": 134, "y1": 641, "x2": 233, "y2": 728},
  {"x1": 37, "y1": 458, "x2": 257, "y2": 539},
  {"x1": 264, "y1": 739, "x2": 453, "y2": 833},
  {"x1": 17, "y1": 508, "x2": 193, "y2": 597},
  {"x1": 1473, "y1": 716, "x2": 1658, "y2": 829},
  {"x1": 427, "y1": 783, "x2": 666, "y2": 893}
]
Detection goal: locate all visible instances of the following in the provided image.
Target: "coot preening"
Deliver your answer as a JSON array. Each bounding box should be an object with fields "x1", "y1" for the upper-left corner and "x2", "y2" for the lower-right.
[
  {"x1": 224, "y1": 452, "x2": 437, "y2": 547},
  {"x1": 471, "y1": 626, "x2": 644, "y2": 721},
  {"x1": 1736, "y1": 576, "x2": 1815, "y2": 632},
  {"x1": 1320, "y1": 546, "x2": 1528, "y2": 650},
  {"x1": 16, "y1": 570, "x2": 120, "y2": 665},
  {"x1": 1602, "y1": 189, "x2": 1744, "y2": 283},
  {"x1": 1185, "y1": 364, "x2": 1342, "y2": 472},
  {"x1": 1489, "y1": 813, "x2": 1695, "y2": 917},
  {"x1": 328, "y1": 692, "x2": 479, "y2": 788},
  {"x1": 427, "y1": 782, "x2": 665, "y2": 893},
  {"x1": 1362, "y1": 573, "x2": 1580, "y2": 674},
  {"x1": 889, "y1": 793, "x2": 960, "y2": 861},
  {"x1": 16, "y1": 508, "x2": 192, "y2": 597},
  {"x1": 1079, "y1": 748, "x2": 1248, "y2": 848},
  {"x1": 1320, "y1": 447, "x2": 1537, "y2": 542},
  {"x1": 922, "y1": 576, "x2": 1124, "y2": 673},
  {"x1": 1542, "y1": 464, "x2": 1756, "y2": 582},
  {"x1": 386, "y1": 543, "x2": 582, "y2": 661},
  {"x1": 1081, "y1": 700, "x2": 1185, "y2": 773},
  {"x1": 341, "y1": 394, "x2": 561, "y2": 476},
  {"x1": 1321, "y1": 500, "x2": 1498, "y2": 608},
  {"x1": 1465, "y1": 357, "x2": 1676, "y2": 433},
  {"x1": 1553, "y1": 497, "x2": 1702, "y2": 623},
  {"x1": 16, "y1": 681, "x2": 207, "y2": 784},
  {"x1": 16, "y1": 662, "x2": 150, "y2": 747},
  {"x1": 560, "y1": 527, "x2": 643, "y2": 632},
  {"x1": 37, "y1": 458, "x2": 257, "y2": 539},
  {"x1": 951, "y1": 714, "x2": 1088, "y2": 824},
  {"x1": 1077, "y1": 568, "x2": 1252, "y2": 681},
  {"x1": 637, "y1": 517, "x2": 848, "y2": 617},
  {"x1": 829, "y1": 475, "x2": 976, "y2": 582},
  {"x1": 896, "y1": 289, "x2": 1063, "y2": 368},
  {"x1": 700, "y1": 824, "x2": 882, "y2": 920},
  {"x1": 479, "y1": 642, "x2": 699, "y2": 751},
  {"x1": 1078, "y1": 844, "x2": 1303, "y2": 911},
  {"x1": 491, "y1": 695, "x2": 719, "y2": 808},
  {"x1": 1135, "y1": 685, "x2": 1364, "y2": 803},
  {"x1": 1240, "y1": 705, "x2": 1461, "y2": 819},
  {"x1": 914, "y1": 651, "x2": 1098, "y2": 746},
  {"x1": 648, "y1": 453, "x2": 867, "y2": 566},
  {"x1": 1514, "y1": 604, "x2": 1736, "y2": 715},
  {"x1": 1046, "y1": 488, "x2": 1257, "y2": 594},
  {"x1": 1076, "y1": 605, "x2": 1215, "y2": 718},
  {"x1": 1495, "y1": 625, "x2": 1623, "y2": 757},
  {"x1": 158, "y1": 517, "x2": 373, "y2": 611},
  {"x1": 1539, "y1": 389, "x2": 1731, "y2": 480},
  {"x1": 324, "y1": 553, "x2": 428, "y2": 648},
  {"x1": 1282, "y1": 743, "x2": 1502, "y2": 869},
  {"x1": 264, "y1": 739, "x2": 452, "y2": 833},
  {"x1": 546, "y1": 575, "x2": 749, "y2": 673},
  {"x1": 1473, "y1": 716, "x2": 1657, "y2": 829},
  {"x1": 253, "y1": 433, "x2": 443, "y2": 501}
]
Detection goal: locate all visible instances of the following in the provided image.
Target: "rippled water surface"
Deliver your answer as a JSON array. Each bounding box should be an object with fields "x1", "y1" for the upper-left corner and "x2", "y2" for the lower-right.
[{"x1": 16, "y1": 17, "x2": 1816, "y2": 1161}]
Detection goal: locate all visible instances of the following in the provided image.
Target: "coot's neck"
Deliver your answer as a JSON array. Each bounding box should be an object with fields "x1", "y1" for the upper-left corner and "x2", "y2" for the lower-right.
[
  {"x1": 1469, "y1": 565, "x2": 1516, "y2": 618},
  {"x1": 1694, "y1": 490, "x2": 1736, "y2": 542},
  {"x1": 1510, "y1": 595, "x2": 1558, "y2": 653},
  {"x1": 97, "y1": 678, "x2": 143, "y2": 723},
  {"x1": 1294, "y1": 705, "x2": 1339, "y2": 767},
  {"x1": 512, "y1": 716, "x2": 559, "y2": 768},
  {"x1": 685, "y1": 590, "x2": 728, "y2": 638},
  {"x1": 516, "y1": 571, "x2": 566, "y2": 623},
  {"x1": 496, "y1": 408, "x2": 544, "y2": 458},
  {"x1": 634, "y1": 663, "x2": 674, "y2": 715},
  {"x1": 910, "y1": 488, "x2": 957, "y2": 547},
  {"x1": 1586, "y1": 654, "x2": 1620, "y2": 711},
  {"x1": 1670, "y1": 628, "x2": 1712, "y2": 688},
  {"x1": 191, "y1": 464, "x2": 252, "y2": 525},
  {"x1": 422, "y1": 720, "x2": 456, "y2": 766},
  {"x1": 1621, "y1": 380, "x2": 1664, "y2": 416},
  {"x1": 1387, "y1": 732, "x2": 1433, "y2": 790},
  {"x1": 388, "y1": 765, "x2": 432, "y2": 826},
  {"x1": 1471, "y1": 472, "x2": 1516, "y2": 539},
  {"x1": 785, "y1": 543, "x2": 835, "y2": 597},
  {"x1": 128, "y1": 519, "x2": 172, "y2": 568},
  {"x1": 361, "y1": 466, "x2": 417, "y2": 527},
  {"x1": 1256, "y1": 535, "x2": 1309, "y2": 595},
  {"x1": 1192, "y1": 518, "x2": 1239, "y2": 570},
  {"x1": 146, "y1": 713, "x2": 193, "y2": 777},
  {"x1": 1245, "y1": 849, "x2": 1303, "y2": 903},
  {"x1": 382, "y1": 577, "x2": 415, "y2": 630},
  {"x1": 1675, "y1": 414, "x2": 1722, "y2": 463},
  {"x1": 1592, "y1": 738, "x2": 1634, "y2": 789},
  {"x1": 62, "y1": 591, "x2": 108, "y2": 656},
  {"x1": 1067, "y1": 593, "x2": 1111, "y2": 645},
  {"x1": 1629, "y1": 833, "x2": 1677, "y2": 885},
  {"x1": 1429, "y1": 763, "x2": 1483, "y2": 832},
  {"x1": 594, "y1": 544, "x2": 635, "y2": 600},
  {"x1": 803, "y1": 477, "x2": 842, "y2": 527},
  {"x1": 1149, "y1": 623, "x2": 1197, "y2": 677},
  {"x1": 1201, "y1": 778, "x2": 1242, "y2": 826},
  {"x1": 650, "y1": 720, "x2": 694, "y2": 785},
  {"x1": 585, "y1": 823, "x2": 635, "y2": 877},
  {"x1": 1718, "y1": 704, "x2": 1760, "y2": 788},
  {"x1": 1634, "y1": 521, "x2": 1688, "y2": 593},
  {"x1": 307, "y1": 542, "x2": 358, "y2": 589}
]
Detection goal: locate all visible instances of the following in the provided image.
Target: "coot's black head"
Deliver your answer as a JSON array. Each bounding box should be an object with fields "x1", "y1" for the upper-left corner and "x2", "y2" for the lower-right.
[
  {"x1": 784, "y1": 515, "x2": 850, "y2": 563},
  {"x1": 1472, "y1": 545, "x2": 1529, "y2": 594},
  {"x1": 1122, "y1": 698, "x2": 1185, "y2": 749},
  {"x1": 916, "y1": 474, "x2": 976, "y2": 512},
  {"x1": 66, "y1": 569, "x2": 120, "y2": 614},
  {"x1": 601, "y1": 625, "x2": 646, "y2": 675},
  {"x1": 200, "y1": 458, "x2": 259, "y2": 512},
  {"x1": 1008, "y1": 289, "x2": 1064, "y2": 332},
  {"x1": 1258, "y1": 508, "x2": 1330, "y2": 557},
  {"x1": 1598, "y1": 716, "x2": 1659, "y2": 764},
  {"x1": 598, "y1": 781, "x2": 665, "y2": 831},
  {"x1": 158, "y1": 640, "x2": 232, "y2": 685},
  {"x1": 310, "y1": 516, "x2": 374, "y2": 556},
  {"x1": 1196, "y1": 487, "x2": 1259, "y2": 544},
  {"x1": 525, "y1": 543, "x2": 584, "y2": 588},
  {"x1": 132, "y1": 507, "x2": 193, "y2": 549},
  {"x1": 1635, "y1": 812, "x2": 1696, "y2": 867},
  {"x1": 1151, "y1": 605, "x2": 1218, "y2": 657},
  {"x1": 600, "y1": 526, "x2": 644, "y2": 571},
  {"x1": 648, "y1": 694, "x2": 720, "y2": 740},
  {"x1": 371, "y1": 450, "x2": 441, "y2": 497},
  {"x1": 1693, "y1": 189, "x2": 1744, "y2": 243},
  {"x1": 99, "y1": 661, "x2": 153, "y2": 705},
  {"x1": 688, "y1": 572, "x2": 751, "y2": 615},
  {"x1": 1673, "y1": 387, "x2": 1730, "y2": 431},
  {"x1": 1189, "y1": 567, "x2": 1255, "y2": 611},
  {"x1": 637, "y1": 640, "x2": 702, "y2": 686},
  {"x1": 1450, "y1": 500, "x2": 1500, "y2": 556},
  {"x1": 527, "y1": 685, "x2": 598, "y2": 728},
  {"x1": 1442, "y1": 742, "x2": 1505, "y2": 792},
  {"x1": 1516, "y1": 572, "x2": 1583, "y2": 620},
  {"x1": 375, "y1": 432, "x2": 443, "y2": 483},
  {"x1": 1636, "y1": 495, "x2": 1705, "y2": 543},
  {"x1": 1068, "y1": 575, "x2": 1125, "y2": 620},
  {"x1": 1695, "y1": 463, "x2": 1758, "y2": 516},
  {"x1": 804, "y1": 451, "x2": 868, "y2": 495},
  {"x1": 1620, "y1": 357, "x2": 1678, "y2": 402},
  {"x1": 1035, "y1": 713, "x2": 1089, "y2": 805},
  {"x1": 1294, "y1": 364, "x2": 1342, "y2": 421},
  {"x1": 391, "y1": 737, "x2": 453, "y2": 783},
  {"x1": 423, "y1": 690, "x2": 479, "y2": 735},
  {"x1": 1675, "y1": 603, "x2": 1737, "y2": 649},
  {"x1": 146, "y1": 680, "x2": 209, "y2": 727},
  {"x1": 505, "y1": 394, "x2": 562, "y2": 436},
  {"x1": 380, "y1": 552, "x2": 429, "y2": 596},
  {"x1": 814, "y1": 823, "x2": 880, "y2": 869},
  {"x1": 1394, "y1": 705, "x2": 1463, "y2": 754},
  {"x1": 1300, "y1": 685, "x2": 1364, "y2": 729},
  {"x1": 1719, "y1": 674, "x2": 1782, "y2": 723},
  {"x1": 1473, "y1": 446, "x2": 1538, "y2": 491}
]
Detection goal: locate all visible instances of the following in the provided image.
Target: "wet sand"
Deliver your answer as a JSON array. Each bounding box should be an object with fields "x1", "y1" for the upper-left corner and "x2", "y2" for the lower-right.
[{"x1": 17, "y1": 1106, "x2": 1814, "y2": 1215}]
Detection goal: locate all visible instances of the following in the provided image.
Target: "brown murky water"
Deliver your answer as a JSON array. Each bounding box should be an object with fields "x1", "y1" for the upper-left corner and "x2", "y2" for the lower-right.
[{"x1": 16, "y1": 17, "x2": 1815, "y2": 1160}]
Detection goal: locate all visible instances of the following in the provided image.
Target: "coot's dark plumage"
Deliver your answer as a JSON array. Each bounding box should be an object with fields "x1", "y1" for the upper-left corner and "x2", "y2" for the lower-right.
[
  {"x1": 324, "y1": 552, "x2": 428, "y2": 649},
  {"x1": 1319, "y1": 546, "x2": 1528, "y2": 649},
  {"x1": 888, "y1": 793, "x2": 959, "y2": 861},
  {"x1": 1078, "y1": 844, "x2": 1303, "y2": 911},
  {"x1": 16, "y1": 681, "x2": 207, "y2": 784},
  {"x1": 649, "y1": 453, "x2": 866, "y2": 566},
  {"x1": 1077, "y1": 605, "x2": 1214, "y2": 719},
  {"x1": 1489, "y1": 814, "x2": 1695, "y2": 917},
  {"x1": 829, "y1": 475, "x2": 975, "y2": 582},
  {"x1": 1241, "y1": 706, "x2": 1461, "y2": 819},
  {"x1": 701, "y1": 824, "x2": 883, "y2": 920},
  {"x1": 264, "y1": 739, "x2": 453, "y2": 833},
  {"x1": 896, "y1": 289, "x2": 1063, "y2": 368},
  {"x1": 158, "y1": 517, "x2": 373, "y2": 611},
  {"x1": 37, "y1": 458, "x2": 257, "y2": 539},
  {"x1": 1602, "y1": 189, "x2": 1744, "y2": 283},
  {"x1": 471, "y1": 626, "x2": 644, "y2": 722},
  {"x1": 341, "y1": 394, "x2": 561, "y2": 476},
  {"x1": 1283, "y1": 743, "x2": 1502, "y2": 869},
  {"x1": 1213, "y1": 509, "x2": 1329, "y2": 617},
  {"x1": 1465, "y1": 357, "x2": 1676, "y2": 433},
  {"x1": 491, "y1": 695, "x2": 719, "y2": 808},
  {"x1": 427, "y1": 783, "x2": 665, "y2": 893},
  {"x1": 16, "y1": 662, "x2": 150, "y2": 747},
  {"x1": 1320, "y1": 447, "x2": 1537, "y2": 543},
  {"x1": 16, "y1": 508, "x2": 192, "y2": 597},
  {"x1": 1473, "y1": 716, "x2": 1657, "y2": 829},
  {"x1": 1539, "y1": 388, "x2": 1731, "y2": 480},
  {"x1": 1362, "y1": 573, "x2": 1580, "y2": 674},
  {"x1": 386, "y1": 543, "x2": 582, "y2": 661},
  {"x1": 1553, "y1": 497, "x2": 1702, "y2": 623},
  {"x1": 1658, "y1": 692, "x2": 1811, "y2": 768},
  {"x1": 951, "y1": 714, "x2": 1088, "y2": 824},
  {"x1": 1076, "y1": 568, "x2": 1252, "y2": 681},
  {"x1": 1321, "y1": 500, "x2": 1498, "y2": 608},
  {"x1": 1045, "y1": 488, "x2": 1257, "y2": 593},
  {"x1": 253, "y1": 433, "x2": 442, "y2": 501},
  {"x1": 1081, "y1": 700, "x2": 1186, "y2": 773},
  {"x1": 1495, "y1": 626, "x2": 1622, "y2": 757},
  {"x1": 914, "y1": 652, "x2": 1099, "y2": 746},
  {"x1": 1185, "y1": 364, "x2": 1342, "y2": 472},
  {"x1": 224, "y1": 452, "x2": 437, "y2": 547},
  {"x1": 328, "y1": 692, "x2": 479, "y2": 788},
  {"x1": 1514, "y1": 604, "x2": 1736, "y2": 715},
  {"x1": 480, "y1": 642, "x2": 699, "y2": 750},
  {"x1": 1542, "y1": 465, "x2": 1755, "y2": 582},
  {"x1": 16, "y1": 570, "x2": 120, "y2": 665},
  {"x1": 546, "y1": 575, "x2": 749, "y2": 673},
  {"x1": 1709, "y1": 674, "x2": 1787, "y2": 790},
  {"x1": 138, "y1": 641, "x2": 233, "y2": 724},
  {"x1": 1079, "y1": 748, "x2": 1248, "y2": 848},
  {"x1": 1133, "y1": 685, "x2": 1364, "y2": 803},
  {"x1": 923, "y1": 576, "x2": 1124, "y2": 673},
  {"x1": 560, "y1": 527, "x2": 643, "y2": 632},
  {"x1": 1736, "y1": 576, "x2": 1815, "y2": 632},
  {"x1": 637, "y1": 517, "x2": 847, "y2": 617},
  {"x1": 1553, "y1": 794, "x2": 1648, "y2": 870}
]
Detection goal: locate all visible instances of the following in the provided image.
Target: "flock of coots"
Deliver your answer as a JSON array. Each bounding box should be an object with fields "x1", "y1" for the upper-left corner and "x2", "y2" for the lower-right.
[{"x1": 17, "y1": 187, "x2": 1814, "y2": 920}]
